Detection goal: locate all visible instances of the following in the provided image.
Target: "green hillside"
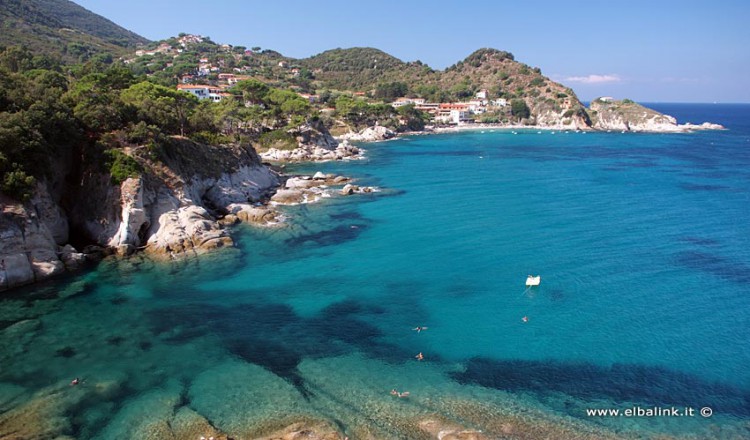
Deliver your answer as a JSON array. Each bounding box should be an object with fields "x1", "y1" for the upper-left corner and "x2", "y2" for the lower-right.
[
  {"x1": 300, "y1": 47, "x2": 438, "y2": 91},
  {"x1": 0, "y1": 0, "x2": 149, "y2": 62}
]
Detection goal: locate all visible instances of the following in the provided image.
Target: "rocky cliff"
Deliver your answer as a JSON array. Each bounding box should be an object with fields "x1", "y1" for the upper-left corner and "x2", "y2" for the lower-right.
[
  {"x1": 69, "y1": 139, "x2": 280, "y2": 259},
  {"x1": 1, "y1": 138, "x2": 280, "y2": 291},
  {"x1": 588, "y1": 98, "x2": 681, "y2": 132},
  {"x1": 587, "y1": 98, "x2": 724, "y2": 132}
]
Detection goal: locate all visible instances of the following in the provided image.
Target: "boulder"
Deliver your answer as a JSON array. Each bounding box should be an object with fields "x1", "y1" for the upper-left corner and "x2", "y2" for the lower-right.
[
  {"x1": 60, "y1": 244, "x2": 87, "y2": 271},
  {"x1": 285, "y1": 177, "x2": 320, "y2": 189},
  {"x1": 1, "y1": 253, "x2": 34, "y2": 290},
  {"x1": 227, "y1": 204, "x2": 280, "y2": 225},
  {"x1": 145, "y1": 206, "x2": 233, "y2": 258},
  {"x1": 340, "y1": 184, "x2": 358, "y2": 196},
  {"x1": 271, "y1": 189, "x2": 306, "y2": 205}
]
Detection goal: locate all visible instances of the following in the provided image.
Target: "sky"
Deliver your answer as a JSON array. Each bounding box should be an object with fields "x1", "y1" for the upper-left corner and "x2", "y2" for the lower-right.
[{"x1": 73, "y1": 0, "x2": 750, "y2": 103}]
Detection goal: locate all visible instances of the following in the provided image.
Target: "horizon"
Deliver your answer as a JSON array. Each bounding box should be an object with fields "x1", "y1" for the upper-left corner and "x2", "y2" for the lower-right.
[{"x1": 72, "y1": 0, "x2": 750, "y2": 104}]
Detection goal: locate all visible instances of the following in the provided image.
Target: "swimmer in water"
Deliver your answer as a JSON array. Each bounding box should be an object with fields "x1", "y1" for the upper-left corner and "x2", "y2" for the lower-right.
[
  {"x1": 415, "y1": 352, "x2": 424, "y2": 361},
  {"x1": 522, "y1": 316, "x2": 529, "y2": 323},
  {"x1": 412, "y1": 326, "x2": 428, "y2": 333}
]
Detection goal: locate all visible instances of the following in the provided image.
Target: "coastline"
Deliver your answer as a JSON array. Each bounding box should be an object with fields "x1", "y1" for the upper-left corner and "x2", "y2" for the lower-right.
[{"x1": 2, "y1": 105, "x2": 749, "y2": 439}]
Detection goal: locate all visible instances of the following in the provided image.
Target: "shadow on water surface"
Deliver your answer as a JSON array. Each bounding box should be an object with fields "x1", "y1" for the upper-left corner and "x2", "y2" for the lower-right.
[{"x1": 452, "y1": 358, "x2": 750, "y2": 418}]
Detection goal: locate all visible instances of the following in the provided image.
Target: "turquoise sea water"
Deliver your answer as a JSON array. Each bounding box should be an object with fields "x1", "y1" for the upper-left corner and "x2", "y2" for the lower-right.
[{"x1": 1, "y1": 104, "x2": 749, "y2": 439}]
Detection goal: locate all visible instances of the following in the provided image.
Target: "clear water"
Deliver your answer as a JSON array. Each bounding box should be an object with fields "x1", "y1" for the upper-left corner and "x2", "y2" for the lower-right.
[{"x1": 2, "y1": 104, "x2": 749, "y2": 439}]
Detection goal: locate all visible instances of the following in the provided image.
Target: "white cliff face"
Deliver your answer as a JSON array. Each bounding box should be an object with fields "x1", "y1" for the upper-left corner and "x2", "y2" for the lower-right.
[
  {"x1": 109, "y1": 177, "x2": 149, "y2": 253},
  {"x1": 589, "y1": 99, "x2": 681, "y2": 132},
  {"x1": 30, "y1": 183, "x2": 69, "y2": 245},
  {"x1": 535, "y1": 108, "x2": 591, "y2": 130},
  {"x1": 101, "y1": 164, "x2": 279, "y2": 259},
  {"x1": 190, "y1": 164, "x2": 279, "y2": 208},
  {"x1": 0, "y1": 200, "x2": 81, "y2": 291}
]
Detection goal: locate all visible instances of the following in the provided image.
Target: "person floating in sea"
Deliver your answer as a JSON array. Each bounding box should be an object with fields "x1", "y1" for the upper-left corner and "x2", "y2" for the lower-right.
[
  {"x1": 412, "y1": 326, "x2": 428, "y2": 333},
  {"x1": 522, "y1": 316, "x2": 529, "y2": 323},
  {"x1": 415, "y1": 352, "x2": 424, "y2": 361},
  {"x1": 70, "y1": 378, "x2": 80, "y2": 386},
  {"x1": 390, "y1": 389, "x2": 410, "y2": 398}
]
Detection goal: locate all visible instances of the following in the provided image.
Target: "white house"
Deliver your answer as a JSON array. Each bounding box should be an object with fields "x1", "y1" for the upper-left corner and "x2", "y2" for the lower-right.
[
  {"x1": 391, "y1": 97, "x2": 426, "y2": 108},
  {"x1": 476, "y1": 89, "x2": 489, "y2": 100},
  {"x1": 177, "y1": 84, "x2": 210, "y2": 99},
  {"x1": 177, "y1": 85, "x2": 232, "y2": 102}
]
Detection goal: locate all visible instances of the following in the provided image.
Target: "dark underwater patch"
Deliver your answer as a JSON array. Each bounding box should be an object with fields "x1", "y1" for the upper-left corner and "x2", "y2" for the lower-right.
[
  {"x1": 329, "y1": 211, "x2": 365, "y2": 221},
  {"x1": 679, "y1": 183, "x2": 730, "y2": 192},
  {"x1": 549, "y1": 289, "x2": 565, "y2": 302},
  {"x1": 312, "y1": 300, "x2": 384, "y2": 345},
  {"x1": 106, "y1": 335, "x2": 125, "y2": 346},
  {"x1": 451, "y1": 357, "x2": 750, "y2": 417},
  {"x1": 679, "y1": 236, "x2": 720, "y2": 247},
  {"x1": 397, "y1": 150, "x2": 483, "y2": 157},
  {"x1": 676, "y1": 251, "x2": 750, "y2": 284},
  {"x1": 285, "y1": 224, "x2": 366, "y2": 248},
  {"x1": 55, "y1": 346, "x2": 76, "y2": 358}
]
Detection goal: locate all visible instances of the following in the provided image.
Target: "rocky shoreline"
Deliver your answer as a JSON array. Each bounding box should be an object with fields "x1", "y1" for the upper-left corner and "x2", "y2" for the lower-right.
[
  {"x1": 0, "y1": 129, "x2": 380, "y2": 292},
  {"x1": 0, "y1": 99, "x2": 726, "y2": 292}
]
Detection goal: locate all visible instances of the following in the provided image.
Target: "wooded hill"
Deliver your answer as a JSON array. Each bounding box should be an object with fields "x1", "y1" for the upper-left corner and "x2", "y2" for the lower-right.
[{"x1": 0, "y1": 0, "x2": 148, "y2": 63}]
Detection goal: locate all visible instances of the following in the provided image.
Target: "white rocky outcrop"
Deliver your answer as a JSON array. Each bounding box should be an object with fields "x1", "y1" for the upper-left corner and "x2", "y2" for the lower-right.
[
  {"x1": 260, "y1": 141, "x2": 363, "y2": 163},
  {"x1": 586, "y1": 98, "x2": 726, "y2": 133},
  {"x1": 0, "y1": 200, "x2": 85, "y2": 291},
  {"x1": 270, "y1": 173, "x2": 375, "y2": 205},
  {"x1": 337, "y1": 125, "x2": 396, "y2": 142},
  {"x1": 100, "y1": 163, "x2": 280, "y2": 259},
  {"x1": 678, "y1": 122, "x2": 726, "y2": 131},
  {"x1": 340, "y1": 183, "x2": 377, "y2": 195}
]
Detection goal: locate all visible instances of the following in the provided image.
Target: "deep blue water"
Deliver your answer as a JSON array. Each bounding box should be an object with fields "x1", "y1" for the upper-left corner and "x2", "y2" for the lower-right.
[{"x1": 1, "y1": 104, "x2": 749, "y2": 439}]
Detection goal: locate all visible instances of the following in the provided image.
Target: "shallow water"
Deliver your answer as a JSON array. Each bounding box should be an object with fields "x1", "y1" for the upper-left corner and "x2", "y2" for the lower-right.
[{"x1": 1, "y1": 104, "x2": 749, "y2": 439}]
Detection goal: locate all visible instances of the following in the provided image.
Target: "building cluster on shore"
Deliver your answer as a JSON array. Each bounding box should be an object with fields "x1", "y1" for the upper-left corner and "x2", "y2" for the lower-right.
[
  {"x1": 391, "y1": 90, "x2": 508, "y2": 124},
  {"x1": 135, "y1": 34, "x2": 510, "y2": 125}
]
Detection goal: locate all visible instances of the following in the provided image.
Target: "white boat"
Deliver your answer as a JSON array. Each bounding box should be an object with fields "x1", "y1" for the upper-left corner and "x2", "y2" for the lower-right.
[{"x1": 525, "y1": 275, "x2": 541, "y2": 287}]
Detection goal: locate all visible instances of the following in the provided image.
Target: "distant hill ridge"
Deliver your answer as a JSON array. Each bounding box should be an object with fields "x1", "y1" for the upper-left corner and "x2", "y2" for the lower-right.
[{"x1": 0, "y1": 0, "x2": 149, "y2": 62}]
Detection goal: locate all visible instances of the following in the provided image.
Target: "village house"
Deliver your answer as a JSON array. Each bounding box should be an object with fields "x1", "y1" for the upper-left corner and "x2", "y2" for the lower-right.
[
  {"x1": 391, "y1": 97, "x2": 426, "y2": 108},
  {"x1": 177, "y1": 84, "x2": 230, "y2": 102},
  {"x1": 435, "y1": 103, "x2": 472, "y2": 124}
]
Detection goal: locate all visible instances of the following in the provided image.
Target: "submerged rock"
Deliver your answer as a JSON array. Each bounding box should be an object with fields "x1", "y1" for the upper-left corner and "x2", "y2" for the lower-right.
[{"x1": 188, "y1": 361, "x2": 308, "y2": 437}]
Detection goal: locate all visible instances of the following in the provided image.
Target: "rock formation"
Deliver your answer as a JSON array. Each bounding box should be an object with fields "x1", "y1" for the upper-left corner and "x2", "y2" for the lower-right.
[
  {"x1": 588, "y1": 98, "x2": 725, "y2": 132},
  {"x1": 337, "y1": 125, "x2": 397, "y2": 142},
  {"x1": 0, "y1": 190, "x2": 86, "y2": 291},
  {"x1": 68, "y1": 140, "x2": 280, "y2": 261}
]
